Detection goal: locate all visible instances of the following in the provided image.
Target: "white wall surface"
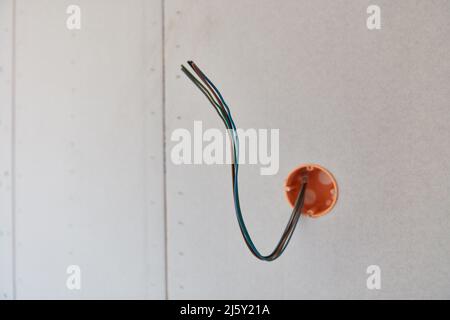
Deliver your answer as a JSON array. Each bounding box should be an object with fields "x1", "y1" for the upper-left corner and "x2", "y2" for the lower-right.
[
  {"x1": 0, "y1": 0, "x2": 449, "y2": 299},
  {"x1": 0, "y1": 0, "x2": 14, "y2": 300},
  {"x1": 2, "y1": 0, "x2": 166, "y2": 299},
  {"x1": 164, "y1": 0, "x2": 450, "y2": 299}
]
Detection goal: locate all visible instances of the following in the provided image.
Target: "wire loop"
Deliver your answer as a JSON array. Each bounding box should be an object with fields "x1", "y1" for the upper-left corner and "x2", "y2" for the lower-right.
[{"x1": 181, "y1": 61, "x2": 308, "y2": 261}]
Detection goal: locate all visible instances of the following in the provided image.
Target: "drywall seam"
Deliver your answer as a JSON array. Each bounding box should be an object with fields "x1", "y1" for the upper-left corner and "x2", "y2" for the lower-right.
[
  {"x1": 142, "y1": 0, "x2": 167, "y2": 299},
  {"x1": 0, "y1": 0, "x2": 15, "y2": 300},
  {"x1": 161, "y1": 0, "x2": 169, "y2": 300},
  {"x1": 11, "y1": 0, "x2": 17, "y2": 300}
]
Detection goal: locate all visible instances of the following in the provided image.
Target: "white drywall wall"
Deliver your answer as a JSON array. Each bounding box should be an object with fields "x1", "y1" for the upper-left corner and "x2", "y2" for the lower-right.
[
  {"x1": 165, "y1": 0, "x2": 450, "y2": 299},
  {"x1": 0, "y1": 0, "x2": 14, "y2": 300},
  {"x1": 10, "y1": 0, "x2": 165, "y2": 299}
]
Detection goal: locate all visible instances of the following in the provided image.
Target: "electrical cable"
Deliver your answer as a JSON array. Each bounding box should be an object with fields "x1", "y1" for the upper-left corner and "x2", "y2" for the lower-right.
[{"x1": 181, "y1": 61, "x2": 308, "y2": 261}]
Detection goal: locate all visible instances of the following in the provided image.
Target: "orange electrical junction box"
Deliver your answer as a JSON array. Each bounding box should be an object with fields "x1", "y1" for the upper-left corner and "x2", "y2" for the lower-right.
[{"x1": 285, "y1": 164, "x2": 338, "y2": 218}]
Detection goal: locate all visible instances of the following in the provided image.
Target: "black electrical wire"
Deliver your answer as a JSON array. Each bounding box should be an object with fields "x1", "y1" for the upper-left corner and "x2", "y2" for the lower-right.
[{"x1": 181, "y1": 61, "x2": 308, "y2": 261}]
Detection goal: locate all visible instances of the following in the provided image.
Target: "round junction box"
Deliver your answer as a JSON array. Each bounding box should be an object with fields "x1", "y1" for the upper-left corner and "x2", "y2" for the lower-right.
[{"x1": 284, "y1": 164, "x2": 338, "y2": 218}]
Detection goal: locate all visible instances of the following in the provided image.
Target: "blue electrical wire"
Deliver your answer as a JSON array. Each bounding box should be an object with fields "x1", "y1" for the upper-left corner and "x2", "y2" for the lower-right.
[{"x1": 181, "y1": 61, "x2": 308, "y2": 261}]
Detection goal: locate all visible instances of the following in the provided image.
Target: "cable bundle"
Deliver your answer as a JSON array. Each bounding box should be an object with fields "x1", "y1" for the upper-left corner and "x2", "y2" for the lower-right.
[{"x1": 181, "y1": 61, "x2": 308, "y2": 261}]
